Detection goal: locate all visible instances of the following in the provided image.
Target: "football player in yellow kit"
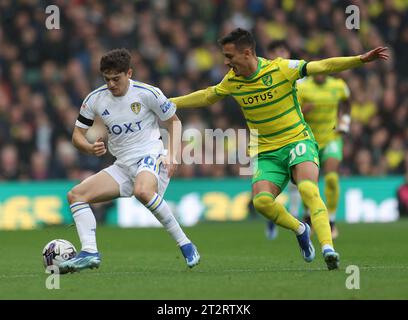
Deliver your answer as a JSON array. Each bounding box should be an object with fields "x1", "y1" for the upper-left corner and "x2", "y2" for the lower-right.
[
  {"x1": 171, "y1": 28, "x2": 388, "y2": 270},
  {"x1": 298, "y1": 73, "x2": 351, "y2": 239},
  {"x1": 264, "y1": 42, "x2": 350, "y2": 241}
]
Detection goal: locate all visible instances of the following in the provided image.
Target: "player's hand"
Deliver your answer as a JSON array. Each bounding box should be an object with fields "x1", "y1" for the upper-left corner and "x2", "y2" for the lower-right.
[
  {"x1": 92, "y1": 137, "x2": 107, "y2": 156},
  {"x1": 336, "y1": 114, "x2": 351, "y2": 134},
  {"x1": 163, "y1": 155, "x2": 178, "y2": 178},
  {"x1": 360, "y1": 47, "x2": 389, "y2": 63}
]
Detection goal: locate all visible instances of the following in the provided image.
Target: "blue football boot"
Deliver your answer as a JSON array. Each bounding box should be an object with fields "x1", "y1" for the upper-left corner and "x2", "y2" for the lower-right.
[
  {"x1": 180, "y1": 243, "x2": 200, "y2": 268},
  {"x1": 59, "y1": 251, "x2": 101, "y2": 273},
  {"x1": 296, "y1": 223, "x2": 315, "y2": 262}
]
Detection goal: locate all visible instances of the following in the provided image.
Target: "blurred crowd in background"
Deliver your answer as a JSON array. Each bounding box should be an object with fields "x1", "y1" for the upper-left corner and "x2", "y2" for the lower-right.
[{"x1": 0, "y1": 0, "x2": 408, "y2": 182}]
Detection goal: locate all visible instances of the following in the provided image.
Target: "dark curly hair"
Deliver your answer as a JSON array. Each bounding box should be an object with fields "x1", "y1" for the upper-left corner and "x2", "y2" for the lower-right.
[
  {"x1": 100, "y1": 48, "x2": 131, "y2": 73},
  {"x1": 218, "y1": 28, "x2": 256, "y2": 51}
]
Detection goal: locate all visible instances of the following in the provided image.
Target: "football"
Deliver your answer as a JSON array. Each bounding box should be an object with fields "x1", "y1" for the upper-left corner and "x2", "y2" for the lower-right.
[{"x1": 42, "y1": 239, "x2": 77, "y2": 272}]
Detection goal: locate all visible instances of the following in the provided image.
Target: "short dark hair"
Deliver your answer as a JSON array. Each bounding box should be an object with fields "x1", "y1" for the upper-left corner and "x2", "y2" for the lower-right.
[
  {"x1": 267, "y1": 40, "x2": 289, "y2": 52},
  {"x1": 218, "y1": 28, "x2": 256, "y2": 51},
  {"x1": 100, "y1": 48, "x2": 131, "y2": 73}
]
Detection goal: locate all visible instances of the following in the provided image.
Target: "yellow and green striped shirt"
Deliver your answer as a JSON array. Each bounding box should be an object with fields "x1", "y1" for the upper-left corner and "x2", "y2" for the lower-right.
[
  {"x1": 297, "y1": 77, "x2": 350, "y2": 148},
  {"x1": 214, "y1": 57, "x2": 313, "y2": 157}
]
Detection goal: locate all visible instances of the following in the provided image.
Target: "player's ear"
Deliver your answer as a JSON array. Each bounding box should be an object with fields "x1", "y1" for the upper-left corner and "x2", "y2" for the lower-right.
[
  {"x1": 243, "y1": 47, "x2": 253, "y2": 58},
  {"x1": 127, "y1": 68, "x2": 133, "y2": 78}
]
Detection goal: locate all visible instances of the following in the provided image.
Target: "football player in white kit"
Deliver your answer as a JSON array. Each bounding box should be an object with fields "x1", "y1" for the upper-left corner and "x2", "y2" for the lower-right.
[{"x1": 59, "y1": 49, "x2": 200, "y2": 273}]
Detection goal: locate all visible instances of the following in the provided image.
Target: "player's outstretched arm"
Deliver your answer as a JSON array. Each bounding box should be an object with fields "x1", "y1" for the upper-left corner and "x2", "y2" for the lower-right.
[
  {"x1": 170, "y1": 86, "x2": 224, "y2": 109},
  {"x1": 72, "y1": 126, "x2": 106, "y2": 156},
  {"x1": 306, "y1": 46, "x2": 389, "y2": 75}
]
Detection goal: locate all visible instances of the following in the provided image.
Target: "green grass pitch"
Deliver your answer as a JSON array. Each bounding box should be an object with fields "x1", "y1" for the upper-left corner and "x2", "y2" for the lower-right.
[{"x1": 0, "y1": 220, "x2": 407, "y2": 299}]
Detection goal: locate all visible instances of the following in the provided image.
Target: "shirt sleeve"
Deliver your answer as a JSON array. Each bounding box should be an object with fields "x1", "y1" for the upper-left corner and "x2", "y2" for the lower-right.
[
  {"x1": 145, "y1": 87, "x2": 177, "y2": 121},
  {"x1": 75, "y1": 94, "x2": 97, "y2": 129},
  {"x1": 278, "y1": 58, "x2": 308, "y2": 83},
  {"x1": 214, "y1": 73, "x2": 231, "y2": 96}
]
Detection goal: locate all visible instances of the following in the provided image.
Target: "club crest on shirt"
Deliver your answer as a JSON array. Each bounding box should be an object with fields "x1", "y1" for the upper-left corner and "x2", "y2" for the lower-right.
[
  {"x1": 262, "y1": 74, "x2": 273, "y2": 87},
  {"x1": 131, "y1": 102, "x2": 141, "y2": 114}
]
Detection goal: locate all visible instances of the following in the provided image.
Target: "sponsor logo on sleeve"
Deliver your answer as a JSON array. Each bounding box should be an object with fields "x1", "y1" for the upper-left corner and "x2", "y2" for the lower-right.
[
  {"x1": 160, "y1": 101, "x2": 173, "y2": 113},
  {"x1": 288, "y1": 60, "x2": 300, "y2": 69}
]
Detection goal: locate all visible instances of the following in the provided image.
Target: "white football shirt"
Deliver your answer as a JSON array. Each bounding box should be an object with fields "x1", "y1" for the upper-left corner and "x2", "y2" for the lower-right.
[{"x1": 75, "y1": 80, "x2": 176, "y2": 166}]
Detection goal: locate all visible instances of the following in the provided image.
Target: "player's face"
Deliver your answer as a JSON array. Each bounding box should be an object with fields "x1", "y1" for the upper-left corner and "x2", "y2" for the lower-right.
[
  {"x1": 267, "y1": 47, "x2": 290, "y2": 60},
  {"x1": 222, "y1": 43, "x2": 252, "y2": 77},
  {"x1": 103, "y1": 69, "x2": 132, "y2": 96}
]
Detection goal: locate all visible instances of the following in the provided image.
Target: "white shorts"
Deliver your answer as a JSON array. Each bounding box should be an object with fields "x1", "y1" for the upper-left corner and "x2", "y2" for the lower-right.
[{"x1": 103, "y1": 155, "x2": 169, "y2": 197}]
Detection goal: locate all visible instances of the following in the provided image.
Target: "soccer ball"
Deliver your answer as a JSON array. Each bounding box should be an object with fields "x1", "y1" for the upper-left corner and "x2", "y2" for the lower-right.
[{"x1": 42, "y1": 239, "x2": 77, "y2": 271}]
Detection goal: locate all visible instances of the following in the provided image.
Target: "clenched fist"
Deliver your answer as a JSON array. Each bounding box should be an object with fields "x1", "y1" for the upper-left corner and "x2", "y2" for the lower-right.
[{"x1": 92, "y1": 137, "x2": 107, "y2": 156}]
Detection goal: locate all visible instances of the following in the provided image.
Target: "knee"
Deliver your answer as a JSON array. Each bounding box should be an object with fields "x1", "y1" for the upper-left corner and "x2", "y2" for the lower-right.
[
  {"x1": 67, "y1": 186, "x2": 86, "y2": 205},
  {"x1": 298, "y1": 180, "x2": 320, "y2": 200},
  {"x1": 325, "y1": 172, "x2": 339, "y2": 189},
  {"x1": 134, "y1": 184, "x2": 155, "y2": 204},
  {"x1": 253, "y1": 192, "x2": 275, "y2": 214}
]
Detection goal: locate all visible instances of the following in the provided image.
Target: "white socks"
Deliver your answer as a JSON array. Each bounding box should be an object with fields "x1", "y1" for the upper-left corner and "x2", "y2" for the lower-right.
[
  {"x1": 146, "y1": 193, "x2": 190, "y2": 247},
  {"x1": 296, "y1": 222, "x2": 306, "y2": 235},
  {"x1": 70, "y1": 202, "x2": 98, "y2": 253}
]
